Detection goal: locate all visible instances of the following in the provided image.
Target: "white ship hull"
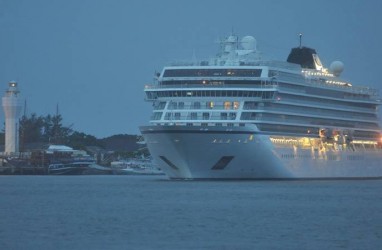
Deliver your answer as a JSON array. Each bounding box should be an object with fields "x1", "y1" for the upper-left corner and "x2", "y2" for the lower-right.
[{"x1": 140, "y1": 125, "x2": 382, "y2": 179}]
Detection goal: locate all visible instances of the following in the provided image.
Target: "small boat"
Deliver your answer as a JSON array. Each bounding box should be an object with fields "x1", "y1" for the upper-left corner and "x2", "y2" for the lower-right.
[
  {"x1": 37, "y1": 145, "x2": 95, "y2": 175},
  {"x1": 111, "y1": 157, "x2": 164, "y2": 175}
]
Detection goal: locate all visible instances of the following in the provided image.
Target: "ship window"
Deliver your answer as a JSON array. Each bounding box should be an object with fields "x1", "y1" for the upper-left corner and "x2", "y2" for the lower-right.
[
  {"x1": 169, "y1": 101, "x2": 177, "y2": 109},
  {"x1": 202, "y1": 113, "x2": 210, "y2": 120},
  {"x1": 193, "y1": 102, "x2": 201, "y2": 109},
  {"x1": 174, "y1": 113, "x2": 181, "y2": 119},
  {"x1": 268, "y1": 70, "x2": 278, "y2": 77},
  {"x1": 178, "y1": 102, "x2": 184, "y2": 109},
  {"x1": 224, "y1": 102, "x2": 231, "y2": 110},
  {"x1": 211, "y1": 156, "x2": 234, "y2": 170},
  {"x1": 163, "y1": 69, "x2": 262, "y2": 77},
  {"x1": 165, "y1": 113, "x2": 172, "y2": 120},
  {"x1": 153, "y1": 102, "x2": 166, "y2": 110},
  {"x1": 221, "y1": 113, "x2": 228, "y2": 120},
  {"x1": 190, "y1": 112, "x2": 197, "y2": 119},
  {"x1": 233, "y1": 102, "x2": 239, "y2": 109},
  {"x1": 151, "y1": 112, "x2": 163, "y2": 120},
  {"x1": 207, "y1": 101, "x2": 214, "y2": 109},
  {"x1": 159, "y1": 156, "x2": 179, "y2": 170},
  {"x1": 244, "y1": 102, "x2": 256, "y2": 109}
]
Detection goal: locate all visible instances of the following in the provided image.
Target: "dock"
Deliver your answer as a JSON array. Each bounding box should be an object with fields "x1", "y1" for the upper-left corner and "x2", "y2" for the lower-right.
[{"x1": 0, "y1": 152, "x2": 48, "y2": 175}]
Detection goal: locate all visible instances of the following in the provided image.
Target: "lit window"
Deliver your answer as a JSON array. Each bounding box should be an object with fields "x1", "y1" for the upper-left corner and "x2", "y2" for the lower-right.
[
  {"x1": 224, "y1": 102, "x2": 231, "y2": 110},
  {"x1": 233, "y1": 102, "x2": 239, "y2": 109}
]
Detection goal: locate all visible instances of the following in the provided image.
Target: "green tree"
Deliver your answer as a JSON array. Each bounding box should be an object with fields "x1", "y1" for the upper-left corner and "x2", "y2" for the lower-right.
[
  {"x1": 43, "y1": 114, "x2": 73, "y2": 144},
  {"x1": 67, "y1": 131, "x2": 101, "y2": 150},
  {"x1": 19, "y1": 113, "x2": 45, "y2": 145}
]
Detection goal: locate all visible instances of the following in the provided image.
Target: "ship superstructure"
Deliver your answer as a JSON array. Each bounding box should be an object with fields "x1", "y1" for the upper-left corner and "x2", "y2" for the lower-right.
[{"x1": 140, "y1": 35, "x2": 382, "y2": 179}]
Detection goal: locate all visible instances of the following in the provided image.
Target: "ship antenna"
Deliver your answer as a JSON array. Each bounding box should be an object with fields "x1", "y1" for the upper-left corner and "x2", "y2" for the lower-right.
[
  {"x1": 23, "y1": 99, "x2": 27, "y2": 117},
  {"x1": 299, "y1": 33, "x2": 303, "y2": 48}
]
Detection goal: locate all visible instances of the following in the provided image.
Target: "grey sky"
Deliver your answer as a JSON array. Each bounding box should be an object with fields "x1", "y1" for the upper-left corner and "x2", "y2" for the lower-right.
[{"x1": 1, "y1": 0, "x2": 381, "y2": 138}]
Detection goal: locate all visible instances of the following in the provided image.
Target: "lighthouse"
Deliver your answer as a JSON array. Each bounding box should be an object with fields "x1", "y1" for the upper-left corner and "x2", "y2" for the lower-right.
[{"x1": 2, "y1": 81, "x2": 22, "y2": 154}]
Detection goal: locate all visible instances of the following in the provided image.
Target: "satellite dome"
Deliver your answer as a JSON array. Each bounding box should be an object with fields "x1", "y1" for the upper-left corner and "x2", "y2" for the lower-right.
[
  {"x1": 330, "y1": 61, "x2": 344, "y2": 76},
  {"x1": 241, "y1": 36, "x2": 256, "y2": 50}
]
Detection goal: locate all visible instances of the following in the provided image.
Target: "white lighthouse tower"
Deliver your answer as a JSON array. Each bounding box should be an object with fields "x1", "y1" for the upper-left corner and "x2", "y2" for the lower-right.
[{"x1": 2, "y1": 81, "x2": 22, "y2": 154}]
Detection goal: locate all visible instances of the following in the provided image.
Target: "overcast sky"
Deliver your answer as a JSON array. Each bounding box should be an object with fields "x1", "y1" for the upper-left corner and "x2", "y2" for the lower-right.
[{"x1": 1, "y1": 0, "x2": 381, "y2": 138}]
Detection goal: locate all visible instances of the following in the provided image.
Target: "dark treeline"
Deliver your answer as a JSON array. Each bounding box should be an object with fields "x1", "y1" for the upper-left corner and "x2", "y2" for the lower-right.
[
  {"x1": 0, "y1": 113, "x2": 142, "y2": 155},
  {"x1": 18, "y1": 112, "x2": 103, "y2": 150}
]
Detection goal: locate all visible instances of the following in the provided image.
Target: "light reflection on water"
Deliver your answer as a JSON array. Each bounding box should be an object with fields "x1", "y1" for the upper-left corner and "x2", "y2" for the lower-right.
[{"x1": 0, "y1": 175, "x2": 381, "y2": 250}]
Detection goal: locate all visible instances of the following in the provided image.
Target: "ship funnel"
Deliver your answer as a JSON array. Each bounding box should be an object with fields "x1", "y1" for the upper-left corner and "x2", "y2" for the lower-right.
[{"x1": 287, "y1": 47, "x2": 323, "y2": 70}]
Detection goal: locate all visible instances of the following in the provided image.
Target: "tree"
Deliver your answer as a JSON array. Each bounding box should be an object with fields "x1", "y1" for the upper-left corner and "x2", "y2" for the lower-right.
[
  {"x1": 19, "y1": 113, "x2": 44, "y2": 145},
  {"x1": 18, "y1": 113, "x2": 74, "y2": 146},
  {"x1": 67, "y1": 131, "x2": 102, "y2": 150},
  {"x1": 43, "y1": 114, "x2": 73, "y2": 144}
]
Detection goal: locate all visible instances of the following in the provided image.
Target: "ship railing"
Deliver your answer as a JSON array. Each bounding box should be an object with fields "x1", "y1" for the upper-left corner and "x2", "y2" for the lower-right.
[
  {"x1": 348, "y1": 86, "x2": 379, "y2": 96},
  {"x1": 275, "y1": 82, "x2": 380, "y2": 102},
  {"x1": 279, "y1": 97, "x2": 378, "y2": 113},
  {"x1": 169, "y1": 59, "x2": 209, "y2": 67},
  {"x1": 144, "y1": 82, "x2": 279, "y2": 90},
  {"x1": 275, "y1": 73, "x2": 380, "y2": 97},
  {"x1": 309, "y1": 79, "x2": 379, "y2": 97},
  {"x1": 253, "y1": 117, "x2": 379, "y2": 130},
  {"x1": 247, "y1": 107, "x2": 378, "y2": 121},
  {"x1": 162, "y1": 112, "x2": 353, "y2": 124},
  {"x1": 168, "y1": 104, "x2": 241, "y2": 110},
  {"x1": 254, "y1": 60, "x2": 301, "y2": 70},
  {"x1": 168, "y1": 59, "x2": 302, "y2": 70},
  {"x1": 162, "y1": 113, "x2": 237, "y2": 121}
]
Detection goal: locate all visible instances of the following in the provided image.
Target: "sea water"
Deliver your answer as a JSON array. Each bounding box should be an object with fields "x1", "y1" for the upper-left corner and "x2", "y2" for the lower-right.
[{"x1": 0, "y1": 175, "x2": 381, "y2": 250}]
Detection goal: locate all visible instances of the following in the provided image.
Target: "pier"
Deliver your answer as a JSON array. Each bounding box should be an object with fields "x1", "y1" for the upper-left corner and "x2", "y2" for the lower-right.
[{"x1": 0, "y1": 152, "x2": 48, "y2": 175}]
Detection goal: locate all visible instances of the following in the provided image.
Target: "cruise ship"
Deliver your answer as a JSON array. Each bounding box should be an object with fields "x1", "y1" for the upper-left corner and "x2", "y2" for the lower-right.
[{"x1": 140, "y1": 34, "x2": 382, "y2": 179}]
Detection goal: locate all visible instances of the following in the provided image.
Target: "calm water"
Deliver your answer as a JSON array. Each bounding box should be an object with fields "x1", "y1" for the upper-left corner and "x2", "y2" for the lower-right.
[{"x1": 0, "y1": 175, "x2": 381, "y2": 250}]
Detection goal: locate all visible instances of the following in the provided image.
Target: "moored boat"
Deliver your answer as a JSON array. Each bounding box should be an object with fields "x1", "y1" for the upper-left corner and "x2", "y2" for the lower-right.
[{"x1": 34, "y1": 145, "x2": 96, "y2": 175}]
